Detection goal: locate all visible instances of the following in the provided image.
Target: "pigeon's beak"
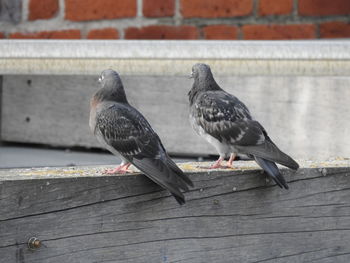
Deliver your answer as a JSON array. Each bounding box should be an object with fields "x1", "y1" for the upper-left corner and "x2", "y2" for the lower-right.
[
  {"x1": 98, "y1": 76, "x2": 102, "y2": 83},
  {"x1": 189, "y1": 72, "x2": 194, "y2": 79}
]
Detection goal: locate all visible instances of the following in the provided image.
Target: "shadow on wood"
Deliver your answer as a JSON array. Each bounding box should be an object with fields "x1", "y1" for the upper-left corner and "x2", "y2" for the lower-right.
[{"x1": 0, "y1": 161, "x2": 349, "y2": 263}]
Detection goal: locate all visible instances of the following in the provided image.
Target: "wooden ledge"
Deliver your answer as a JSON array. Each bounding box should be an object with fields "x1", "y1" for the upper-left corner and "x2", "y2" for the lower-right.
[
  {"x1": 1, "y1": 159, "x2": 349, "y2": 180},
  {"x1": 1, "y1": 160, "x2": 350, "y2": 262}
]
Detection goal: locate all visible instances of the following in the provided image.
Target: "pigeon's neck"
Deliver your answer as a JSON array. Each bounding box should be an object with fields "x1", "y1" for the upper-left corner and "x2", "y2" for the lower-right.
[
  {"x1": 94, "y1": 84, "x2": 129, "y2": 104},
  {"x1": 188, "y1": 75, "x2": 221, "y2": 105},
  {"x1": 196, "y1": 74, "x2": 221, "y2": 91}
]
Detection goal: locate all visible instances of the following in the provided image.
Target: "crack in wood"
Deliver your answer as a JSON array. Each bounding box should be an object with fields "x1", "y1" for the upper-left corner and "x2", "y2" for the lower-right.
[
  {"x1": 251, "y1": 248, "x2": 325, "y2": 263},
  {"x1": 0, "y1": 189, "x2": 164, "y2": 222},
  {"x1": 26, "y1": 229, "x2": 350, "y2": 262}
]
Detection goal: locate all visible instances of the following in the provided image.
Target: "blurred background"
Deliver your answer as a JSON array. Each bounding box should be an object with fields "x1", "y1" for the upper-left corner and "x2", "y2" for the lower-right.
[
  {"x1": 0, "y1": 0, "x2": 350, "y2": 169},
  {"x1": 0, "y1": 0, "x2": 349, "y2": 40}
]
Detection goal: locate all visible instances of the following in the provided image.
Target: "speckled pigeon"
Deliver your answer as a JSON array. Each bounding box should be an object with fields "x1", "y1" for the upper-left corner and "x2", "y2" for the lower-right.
[
  {"x1": 188, "y1": 63, "x2": 299, "y2": 189},
  {"x1": 90, "y1": 69, "x2": 193, "y2": 204}
]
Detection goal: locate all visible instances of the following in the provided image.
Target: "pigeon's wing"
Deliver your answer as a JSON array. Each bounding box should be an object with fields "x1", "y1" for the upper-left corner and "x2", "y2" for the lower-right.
[
  {"x1": 193, "y1": 91, "x2": 298, "y2": 170},
  {"x1": 95, "y1": 104, "x2": 193, "y2": 204},
  {"x1": 193, "y1": 91, "x2": 262, "y2": 145},
  {"x1": 235, "y1": 120, "x2": 299, "y2": 170}
]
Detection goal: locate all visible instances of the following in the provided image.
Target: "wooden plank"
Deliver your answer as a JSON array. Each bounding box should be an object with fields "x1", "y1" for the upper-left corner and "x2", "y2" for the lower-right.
[
  {"x1": 2, "y1": 75, "x2": 350, "y2": 159},
  {"x1": 0, "y1": 161, "x2": 350, "y2": 262}
]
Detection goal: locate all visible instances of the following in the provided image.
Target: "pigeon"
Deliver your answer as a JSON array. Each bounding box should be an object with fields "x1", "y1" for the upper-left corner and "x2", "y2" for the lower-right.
[
  {"x1": 90, "y1": 69, "x2": 193, "y2": 204},
  {"x1": 188, "y1": 63, "x2": 299, "y2": 189}
]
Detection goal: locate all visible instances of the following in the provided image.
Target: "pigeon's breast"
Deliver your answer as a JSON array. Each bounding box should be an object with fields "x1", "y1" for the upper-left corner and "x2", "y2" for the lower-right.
[
  {"x1": 190, "y1": 111, "x2": 233, "y2": 157},
  {"x1": 198, "y1": 123, "x2": 233, "y2": 157},
  {"x1": 89, "y1": 97, "x2": 100, "y2": 133}
]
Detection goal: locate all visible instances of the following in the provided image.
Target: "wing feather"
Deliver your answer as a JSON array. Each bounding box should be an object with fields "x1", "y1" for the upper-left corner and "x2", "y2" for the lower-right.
[
  {"x1": 192, "y1": 91, "x2": 264, "y2": 146},
  {"x1": 95, "y1": 103, "x2": 193, "y2": 204},
  {"x1": 192, "y1": 91, "x2": 299, "y2": 170}
]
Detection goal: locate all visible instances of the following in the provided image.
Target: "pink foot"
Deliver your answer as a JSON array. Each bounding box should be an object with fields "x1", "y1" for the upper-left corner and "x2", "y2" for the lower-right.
[
  {"x1": 227, "y1": 153, "x2": 236, "y2": 168},
  {"x1": 201, "y1": 157, "x2": 226, "y2": 169},
  {"x1": 209, "y1": 163, "x2": 226, "y2": 169},
  {"x1": 104, "y1": 163, "x2": 132, "y2": 174}
]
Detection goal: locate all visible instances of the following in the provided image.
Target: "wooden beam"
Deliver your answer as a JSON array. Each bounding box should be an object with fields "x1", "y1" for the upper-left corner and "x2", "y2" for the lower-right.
[{"x1": 1, "y1": 160, "x2": 349, "y2": 262}]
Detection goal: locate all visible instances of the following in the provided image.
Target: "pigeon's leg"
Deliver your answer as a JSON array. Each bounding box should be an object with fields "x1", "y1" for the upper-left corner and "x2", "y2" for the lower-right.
[
  {"x1": 198, "y1": 156, "x2": 226, "y2": 169},
  {"x1": 118, "y1": 163, "x2": 132, "y2": 174},
  {"x1": 209, "y1": 156, "x2": 225, "y2": 169},
  {"x1": 104, "y1": 162, "x2": 132, "y2": 174},
  {"x1": 227, "y1": 153, "x2": 236, "y2": 168}
]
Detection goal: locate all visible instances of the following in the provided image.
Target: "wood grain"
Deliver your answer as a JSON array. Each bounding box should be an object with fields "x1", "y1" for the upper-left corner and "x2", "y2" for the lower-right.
[{"x1": 1, "y1": 164, "x2": 350, "y2": 262}]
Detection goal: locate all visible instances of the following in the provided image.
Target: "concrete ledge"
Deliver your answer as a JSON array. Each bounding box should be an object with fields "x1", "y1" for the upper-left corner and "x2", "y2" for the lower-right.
[
  {"x1": 2, "y1": 40, "x2": 350, "y2": 59},
  {"x1": 1, "y1": 40, "x2": 350, "y2": 158},
  {"x1": 1, "y1": 160, "x2": 350, "y2": 262},
  {"x1": 1, "y1": 40, "x2": 350, "y2": 76}
]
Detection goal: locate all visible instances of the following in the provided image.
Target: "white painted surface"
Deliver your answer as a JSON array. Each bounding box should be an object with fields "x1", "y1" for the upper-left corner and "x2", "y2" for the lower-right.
[
  {"x1": 0, "y1": 40, "x2": 350, "y2": 75},
  {"x1": 0, "y1": 40, "x2": 349, "y2": 59},
  {"x1": 2, "y1": 75, "x2": 350, "y2": 159}
]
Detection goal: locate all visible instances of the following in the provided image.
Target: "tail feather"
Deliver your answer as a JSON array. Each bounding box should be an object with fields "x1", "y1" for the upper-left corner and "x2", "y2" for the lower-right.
[
  {"x1": 237, "y1": 140, "x2": 299, "y2": 170},
  {"x1": 131, "y1": 157, "x2": 192, "y2": 205},
  {"x1": 173, "y1": 194, "x2": 185, "y2": 205},
  {"x1": 165, "y1": 156, "x2": 194, "y2": 187},
  {"x1": 254, "y1": 156, "x2": 289, "y2": 189}
]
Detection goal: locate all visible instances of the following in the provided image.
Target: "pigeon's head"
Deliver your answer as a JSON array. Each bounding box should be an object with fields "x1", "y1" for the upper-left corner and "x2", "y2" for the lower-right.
[
  {"x1": 99, "y1": 69, "x2": 121, "y2": 85},
  {"x1": 189, "y1": 63, "x2": 220, "y2": 95},
  {"x1": 96, "y1": 69, "x2": 128, "y2": 103},
  {"x1": 190, "y1": 63, "x2": 212, "y2": 80}
]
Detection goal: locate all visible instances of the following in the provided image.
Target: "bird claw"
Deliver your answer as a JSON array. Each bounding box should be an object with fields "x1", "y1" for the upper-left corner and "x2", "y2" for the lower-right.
[
  {"x1": 104, "y1": 168, "x2": 120, "y2": 174},
  {"x1": 104, "y1": 168, "x2": 133, "y2": 174},
  {"x1": 103, "y1": 163, "x2": 132, "y2": 174},
  {"x1": 226, "y1": 162, "x2": 235, "y2": 169},
  {"x1": 198, "y1": 163, "x2": 227, "y2": 169},
  {"x1": 209, "y1": 164, "x2": 227, "y2": 169}
]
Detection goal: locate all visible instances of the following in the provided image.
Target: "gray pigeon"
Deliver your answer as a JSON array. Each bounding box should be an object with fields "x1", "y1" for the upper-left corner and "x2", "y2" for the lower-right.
[
  {"x1": 90, "y1": 69, "x2": 193, "y2": 204},
  {"x1": 188, "y1": 63, "x2": 299, "y2": 189}
]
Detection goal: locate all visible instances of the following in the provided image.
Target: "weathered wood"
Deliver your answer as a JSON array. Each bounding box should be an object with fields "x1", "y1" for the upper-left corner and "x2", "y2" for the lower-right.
[
  {"x1": 0, "y1": 161, "x2": 350, "y2": 263},
  {"x1": 2, "y1": 75, "x2": 350, "y2": 159}
]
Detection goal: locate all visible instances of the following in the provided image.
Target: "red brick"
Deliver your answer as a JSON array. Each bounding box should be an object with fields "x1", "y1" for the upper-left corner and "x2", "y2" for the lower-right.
[
  {"x1": 9, "y1": 30, "x2": 81, "y2": 39},
  {"x1": 0, "y1": 32, "x2": 4, "y2": 38},
  {"x1": 87, "y1": 28, "x2": 119, "y2": 39},
  {"x1": 299, "y1": 0, "x2": 350, "y2": 16},
  {"x1": 143, "y1": 0, "x2": 174, "y2": 17},
  {"x1": 243, "y1": 24, "x2": 316, "y2": 40},
  {"x1": 181, "y1": 0, "x2": 252, "y2": 18},
  {"x1": 65, "y1": 0, "x2": 136, "y2": 21},
  {"x1": 29, "y1": 0, "x2": 59, "y2": 20},
  {"x1": 320, "y1": 21, "x2": 350, "y2": 38},
  {"x1": 259, "y1": 0, "x2": 293, "y2": 16},
  {"x1": 203, "y1": 25, "x2": 238, "y2": 39},
  {"x1": 125, "y1": 25, "x2": 198, "y2": 39}
]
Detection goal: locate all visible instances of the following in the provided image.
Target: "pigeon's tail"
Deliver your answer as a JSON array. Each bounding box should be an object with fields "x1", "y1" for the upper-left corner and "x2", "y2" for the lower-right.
[
  {"x1": 254, "y1": 156, "x2": 289, "y2": 189},
  {"x1": 237, "y1": 139, "x2": 299, "y2": 170},
  {"x1": 131, "y1": 156, "x2": 193, "y2": 205}
]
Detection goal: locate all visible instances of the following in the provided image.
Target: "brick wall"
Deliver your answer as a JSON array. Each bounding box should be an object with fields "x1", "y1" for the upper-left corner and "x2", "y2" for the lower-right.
[{"x1": 0, "y1": 0, "x2": 349, "y2": 40}]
